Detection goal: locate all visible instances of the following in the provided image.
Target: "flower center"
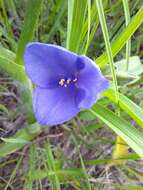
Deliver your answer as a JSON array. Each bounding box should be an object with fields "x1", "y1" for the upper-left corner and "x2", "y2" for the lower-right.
[{"x1": 58, "y1": 78, "x2": 78, "y2": 87}]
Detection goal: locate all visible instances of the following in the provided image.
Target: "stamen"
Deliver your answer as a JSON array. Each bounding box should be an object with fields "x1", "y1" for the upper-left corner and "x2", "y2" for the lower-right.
[
  {"x1": 66, "y1": 78, "x2": 71, "y2": 84},
  {"x1": 59, "y1": 79, "x2": 65, "y2": 86},
  {"x1": 59, "y1": 77, "x2": 77, "y2": 87},
  {"x1": 73, "y1": 78, "x2": 78, "y2": 83}
]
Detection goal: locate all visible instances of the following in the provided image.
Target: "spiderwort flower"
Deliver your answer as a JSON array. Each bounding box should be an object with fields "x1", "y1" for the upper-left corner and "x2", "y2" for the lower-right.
[{"x1": 24, "y1": 43, "x2": 109, "y2": 126}]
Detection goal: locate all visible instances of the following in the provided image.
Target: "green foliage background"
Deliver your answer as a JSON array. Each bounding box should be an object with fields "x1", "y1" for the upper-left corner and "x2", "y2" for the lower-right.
[{"x1": 0, "y1": 0, "x2": 143, "y2": 189}]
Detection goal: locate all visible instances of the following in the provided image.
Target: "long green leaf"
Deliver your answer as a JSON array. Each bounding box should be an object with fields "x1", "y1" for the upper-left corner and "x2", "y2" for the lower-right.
[
  {"x1": 90, "y1": 104, "x2": 143, "y2": 158},
  {"x1": 0, "y1": 50, "x2": 27, "y2": 83},
  {"x1": 44, "y1": 144, "x2": 61, "y2": 190},
  {"x1": 0, "y1": 47, "x2": 35, "y2": 122},
  {"x1": 31, "y1": 169, "x2": 85, "y2": 181},
  {"x1": 0, "y1": 123, "x2": 41, "y2": 158},
  {"x1": 85, "y1": 154, "x2": 140, "y2": 166},
  {"x1": 66, "y1": 0, "x2": 87, "y2": 52},
  {"x1": 96, "y1": 7, "x2": 143, "y2": 67},
  {"x1": 27, "y1": 144, "x2": 37, "y2": 190},
  {"x1": 95, "y1": 0, "x2": 119, "y2": 102},
  {"x1": 16, "y1": 0, "x2": 43, "y2": 65},
  {"x1": 104, "y1": 89, "x2": 143, "y2": 128},
  {"x1": 122, "y1": 0, "x2": 131, "y2": 71}
]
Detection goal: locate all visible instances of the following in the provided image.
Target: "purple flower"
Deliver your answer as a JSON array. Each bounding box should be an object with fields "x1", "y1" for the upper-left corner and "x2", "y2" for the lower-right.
[{"x1": 24, "y1": 42, "x2": 109, "y2": 126}]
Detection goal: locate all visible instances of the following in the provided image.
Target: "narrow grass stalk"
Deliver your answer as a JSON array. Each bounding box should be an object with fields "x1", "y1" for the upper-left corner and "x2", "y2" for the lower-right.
[
  {"x1": 122, "y1": 0, "x2": 131, "y2": 71},
  {"x1": 95, "y1": 0, "x2": 128, "y2": 164},
  {"x1": 96, "y1": 7, "x2": 143, "y2": 67},
  {"x1": 84, "y1": 0, "x2": 91, "y2": 54},
  {"x1": 71, "y1": 134, "x2": 91, "y2": 190},
  {"x1": 4, "y1": 156, "x2": 23, "y2": 190},
  {"x1": 95, "y1": 0, "x2": 118, "y2": 102},
  {"x1": 112, "y1": 0, "x2": 131, "y2": 163}
]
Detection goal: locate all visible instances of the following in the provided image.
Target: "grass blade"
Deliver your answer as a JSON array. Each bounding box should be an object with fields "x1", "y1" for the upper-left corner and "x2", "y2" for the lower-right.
[
  {"x1": 96, "y1": 6, "x2": 143, "y2": 67},
  {"x1": 90, "y1": 104, "x2": 143, "y2": 158},
  {"x1": 122, "y1": 0, "x2": 131, "y2": 71},
  {"x1": 66, "y1": 0, "x2": 87, "y2": 52},
  {"x1": 16, "y1": 0, "x2": 43, "y2": 65},
  {"x1": 26, "y1": 144, "x2": 37, "y2": 190},
  {"x1": 0, "y1": 47, "x2": 35, "y2": 122},
  {"x1": 95, "y1": 0, "x2": 119, "y2": 102},
  {"x1": 44, "y1": 144, "x2": 61, "y2": 190},
  {"x1": 104, "y1": 89, "x2": 143, "y2": 128},
  {"x1": 71, "y1": 135, "x2": 91, "y2": 190},
  {"x1": 0, "y1": 123, "x2": 40, "y2": 158},
  {"x1": 83, "y1": 0, "x2": 91, "y2": 54}
]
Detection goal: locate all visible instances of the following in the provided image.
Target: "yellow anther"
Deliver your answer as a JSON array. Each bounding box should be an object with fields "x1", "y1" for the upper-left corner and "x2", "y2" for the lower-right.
[
  {"x1": 59, "y1": 78, "x2": 77, "y2": 87},
  {"x1": 59, "y1": 79, "x2": 65, "y2": 86},
  {"x1": 73, "y1": 78, "x2": 78, "y2": 83},
  {"x1": 66, "y1": 78, "x2": 71, "y2": 84}
]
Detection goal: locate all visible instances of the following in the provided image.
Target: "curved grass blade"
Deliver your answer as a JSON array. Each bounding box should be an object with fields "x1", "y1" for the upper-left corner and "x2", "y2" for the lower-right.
[
  {"x1": 44, "y1": 144, "x2": 61, "y2": 190},
  {"x1": 90, "y1": 104, "x2": 143, "y2": 158},
  {"x1": 0, "y1": 51, "x2": 27, "y2": 83},
  {"x1": 96, "y1": 6, "x2": 143, "y2": 67},
  {"x1": 0, "y1": 123, "x2": 41, "y2": 158},
  {"x1": 0, "y1": 47, "x2": 35, "y2": 122},
  {"x1": 104, "y1": 89, "x2": 143, "y2": 128},
  {"x1": 95, "y1": 0, "x2": 119, "y2": 102},
  {"x1": 0, "y1": 49, "x2": 35, "y2": 122}
]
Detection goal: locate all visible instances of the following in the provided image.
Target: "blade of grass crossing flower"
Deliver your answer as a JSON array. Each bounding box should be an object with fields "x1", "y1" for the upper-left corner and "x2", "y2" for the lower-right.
[
  {"x1": 16, "y1": 0, "x2": 43, "y2": 65},
  {"x1": 90, "y1": 104, "x2": 143, "y2": 158},
  {"x1": 96, "y1": 6, "x2": 143, "y2": 67},
  {"x1": 122, "y1": 0, "x2": 131, "y2": 71},
  {"x1": 95, "y1": 0, "x2": 119, "y2": 102},
  {"x1": 104, "y1": 89, "x2": 143, "y2": 128},
  {"x1": 44, "y1": 144, "x2": 61, "y2": 190}
]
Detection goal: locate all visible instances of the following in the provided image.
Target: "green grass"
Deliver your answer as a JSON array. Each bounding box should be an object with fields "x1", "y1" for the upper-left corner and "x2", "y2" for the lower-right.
[{"x1": 0, "y1": 0, "x2": 143, "y2": 189}]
